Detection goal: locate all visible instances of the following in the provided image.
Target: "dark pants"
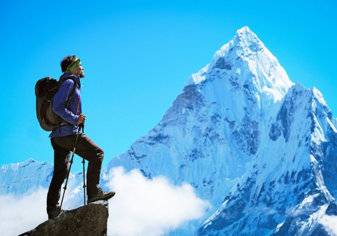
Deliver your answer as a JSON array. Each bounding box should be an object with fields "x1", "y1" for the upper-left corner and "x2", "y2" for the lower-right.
[{"x1": 47, "y1": 133, "x2": 104, "y2": 210}]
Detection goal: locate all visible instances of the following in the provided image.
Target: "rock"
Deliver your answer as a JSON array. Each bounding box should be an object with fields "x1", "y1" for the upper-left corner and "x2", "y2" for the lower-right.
[{"x1": 19, "y1": 202, "x2": 109, "y2": 236}]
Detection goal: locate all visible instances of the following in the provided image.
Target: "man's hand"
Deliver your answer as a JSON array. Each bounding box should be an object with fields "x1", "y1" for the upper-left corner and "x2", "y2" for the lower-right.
[{"x1": 77, "y1": 114, "x2": 86, "y2": 125}]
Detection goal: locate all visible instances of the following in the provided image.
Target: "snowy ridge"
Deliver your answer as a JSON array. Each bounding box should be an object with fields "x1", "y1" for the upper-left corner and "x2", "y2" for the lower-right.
[
  {"x1": 0, "y1": 159, "x2": 85, "y2": 209},
  {"x1": 0, "y1": 159, "x2": 53, "y2": 195}
]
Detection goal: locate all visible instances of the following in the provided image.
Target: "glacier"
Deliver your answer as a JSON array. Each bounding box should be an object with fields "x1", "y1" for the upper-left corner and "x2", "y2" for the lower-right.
[{"x1": 1, "y1": 26, "x2": 337, "y2": 236}]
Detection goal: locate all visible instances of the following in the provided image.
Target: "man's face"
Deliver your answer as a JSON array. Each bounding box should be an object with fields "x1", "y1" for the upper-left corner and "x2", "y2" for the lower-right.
[{"x1": 75, "y1": 63, "x2": 85, "y2": 78}]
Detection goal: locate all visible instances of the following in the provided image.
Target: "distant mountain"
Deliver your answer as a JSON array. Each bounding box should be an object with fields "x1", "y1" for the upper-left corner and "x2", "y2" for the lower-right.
[
  {"x1": 0, "y1": 158, "x2": 84, "y2": 208},
  {"x1": 0, "y1": 159, "x2": 52, "y2": 195}
]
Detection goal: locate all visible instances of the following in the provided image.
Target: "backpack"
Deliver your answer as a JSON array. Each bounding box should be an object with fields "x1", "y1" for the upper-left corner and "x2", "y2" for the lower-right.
[{"x1": 35, "y1": 76, "x2": 76, "y2": 131}]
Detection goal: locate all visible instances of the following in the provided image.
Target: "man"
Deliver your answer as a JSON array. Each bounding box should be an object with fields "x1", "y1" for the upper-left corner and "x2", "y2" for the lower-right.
[{"x1": 47, "y1": 55, "x2": 115, "y2": 219}]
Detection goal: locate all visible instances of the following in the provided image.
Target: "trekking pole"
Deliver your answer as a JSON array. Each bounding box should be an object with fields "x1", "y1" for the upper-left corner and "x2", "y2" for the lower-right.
[
  {"x1": 60, "y1": 125, "x2": 82, "y2": 209},
  {"x1": 80, "y1": 123, "x2": 87, "y2": 206},
  {"x1": 82, "y1": 157, "x2": 86, "y2": 205}
]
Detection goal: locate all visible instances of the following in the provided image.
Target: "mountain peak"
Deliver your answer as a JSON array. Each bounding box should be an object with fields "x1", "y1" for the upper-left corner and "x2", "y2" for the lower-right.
[
  {"x1": 190, "y1": 26, "x2": 293, "y2": 102},
  {"x1": 231, "y1": 26, "x2": 267, "y2": 56},
  {"x1": 234, "y1": 26, "x2": 262, "y2": 46},
  {"x1": 236, "y1": 26, "x2": 253, "y2": 34}
]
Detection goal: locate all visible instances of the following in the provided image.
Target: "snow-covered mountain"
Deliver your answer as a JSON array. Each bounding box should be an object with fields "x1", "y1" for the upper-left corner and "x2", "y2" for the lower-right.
[
  {"x1": 107, "y1": 26, "x2": 293, "y2": 208},
  {"x1": 0, "y1": 159, "x2": 53, "y2": 195},
  {"x1": 106, "y1": 26, "x2": 337, "y2": 235},
  {"x1": 0, "y1": 158, "x2": 85, "y2": 208},
  {"x1": 1, "y1": 26, "x2": 337, "y2": 235}
]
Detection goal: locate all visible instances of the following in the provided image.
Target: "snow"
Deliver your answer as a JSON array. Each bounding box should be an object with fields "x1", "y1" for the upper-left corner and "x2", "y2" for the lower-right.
[
  {"x1": 190, "y1": 26, "x2": 293, "y2": 117},
  {"x1": 0, "y1": 159, "x2": 53, "y2": 195},
  {"x1": 297, "y1": 204, "x2": 329, "y2": 235},
  {"x1": 327, "y1": 118, "x2": 337, "y2": 133},
  {"x1": 334, "y1": 118, "x2": 337, "y2": 130},
  {"x1": 319, "y1": 214, "x2": 337, "y2": 235},
  {"x1": 191, "y1": 65, "x2": 209, "y2": 84},
  {"x1": 312, "y1": 87, "x2": 328, "y2": 107}
]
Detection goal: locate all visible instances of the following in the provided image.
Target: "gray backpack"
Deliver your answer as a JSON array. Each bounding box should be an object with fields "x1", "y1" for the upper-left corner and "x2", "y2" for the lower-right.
[{"x1": 35, "y1": 76, "x2": 76, "y2": 131}]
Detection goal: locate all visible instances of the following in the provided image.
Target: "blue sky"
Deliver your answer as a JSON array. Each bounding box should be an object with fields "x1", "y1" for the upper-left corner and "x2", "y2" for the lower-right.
[{"x1": 1, "y1": 0, "x2": 337, "y2": 172}]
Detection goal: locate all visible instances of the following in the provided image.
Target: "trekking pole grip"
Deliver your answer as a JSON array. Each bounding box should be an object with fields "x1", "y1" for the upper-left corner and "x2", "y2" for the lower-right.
[{"x1": 79, "y1": 123, "x2": 84, "y2": 133}]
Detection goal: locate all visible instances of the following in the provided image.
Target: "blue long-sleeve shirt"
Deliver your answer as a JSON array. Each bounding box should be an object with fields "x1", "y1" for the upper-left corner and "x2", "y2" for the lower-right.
[{"x1": 49, "y1": 72, "x2": 82, "y2": 138}]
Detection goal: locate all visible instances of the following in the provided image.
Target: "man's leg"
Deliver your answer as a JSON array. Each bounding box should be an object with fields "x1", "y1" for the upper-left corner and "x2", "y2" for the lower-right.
[
  {"x1": 47, "y1": 138, "x2": 71, "y2": 214},
  {"x1": 51, "y1": 133, "x2": 114, "y2": 201},
  {"x1": 74, "y1": 133, "x2": 104, "y2": 197}
]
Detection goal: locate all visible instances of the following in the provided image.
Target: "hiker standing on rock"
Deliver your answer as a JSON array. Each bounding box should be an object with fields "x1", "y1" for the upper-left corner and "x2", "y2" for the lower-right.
[{"x1": 46, "y1": 55, "x2": 115, "y2": 219}]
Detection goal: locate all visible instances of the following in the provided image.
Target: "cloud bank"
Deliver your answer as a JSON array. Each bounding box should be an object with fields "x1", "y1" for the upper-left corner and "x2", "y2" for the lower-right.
[
  {"x1": 0, "y1": 167, "x2": 208, "y2": 236},
  {"x1": 104, "y1": 167, "x2": 209, "y2": 236},
  {"x1": 0, "y1": 188, "x2": 48, "y2": 236}
]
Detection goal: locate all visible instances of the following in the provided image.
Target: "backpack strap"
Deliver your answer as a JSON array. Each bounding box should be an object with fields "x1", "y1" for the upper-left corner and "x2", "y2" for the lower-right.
[
  {"x1": 66, "y1": 79, "x2": 77, "y2": 108},
  {"x1": 58, "y1": 77, "x2": 79, "y2": 126},
  {"x1": 59, "y1": 76, "x2": 78, "y2": 108}
]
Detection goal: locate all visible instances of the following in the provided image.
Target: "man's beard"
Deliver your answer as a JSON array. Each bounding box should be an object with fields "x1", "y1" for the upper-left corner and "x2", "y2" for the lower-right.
[{"x1": 79, "y1": 72, "x2": 85, "y2": 78}]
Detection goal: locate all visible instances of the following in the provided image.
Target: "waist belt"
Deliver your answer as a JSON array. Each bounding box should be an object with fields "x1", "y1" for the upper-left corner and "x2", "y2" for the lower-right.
[{"x1": 59, "y1": 121, "x2": 70, "y2": 126}]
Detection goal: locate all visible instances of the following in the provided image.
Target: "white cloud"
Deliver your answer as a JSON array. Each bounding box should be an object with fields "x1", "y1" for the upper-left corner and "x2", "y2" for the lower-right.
[
  {"x1": 0, "y1": 167, "x2": 208, "y2": 236},
  {"x1": 104, "y1": 167, "x2": 209, "y2": 236},
  {"x1": 319, "y1": 214, "x2": 337, "y2": 235},
  {"x1": 0, "y1": 188, "x2": 48, "y2": 236}
]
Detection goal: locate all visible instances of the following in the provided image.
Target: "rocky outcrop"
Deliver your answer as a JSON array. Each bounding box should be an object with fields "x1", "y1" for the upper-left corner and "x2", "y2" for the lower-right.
[{"x1": 20, "y1": 202, "x2": 109, "y2": 236}]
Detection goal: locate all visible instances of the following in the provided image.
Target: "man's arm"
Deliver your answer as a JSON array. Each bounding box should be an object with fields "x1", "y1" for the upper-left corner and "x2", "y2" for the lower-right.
[{"x1": 52, "y1": 79, "x2": 79, "y2": 125}]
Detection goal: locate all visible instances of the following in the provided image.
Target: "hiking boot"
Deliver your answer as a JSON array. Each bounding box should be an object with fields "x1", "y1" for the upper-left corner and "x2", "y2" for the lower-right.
[
  {"x1": 47, "y1": 205, "x2": 63, "y2": 220},
  {"x1": 88, "y1": 188, "x2": 115, "y2": 203}
]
